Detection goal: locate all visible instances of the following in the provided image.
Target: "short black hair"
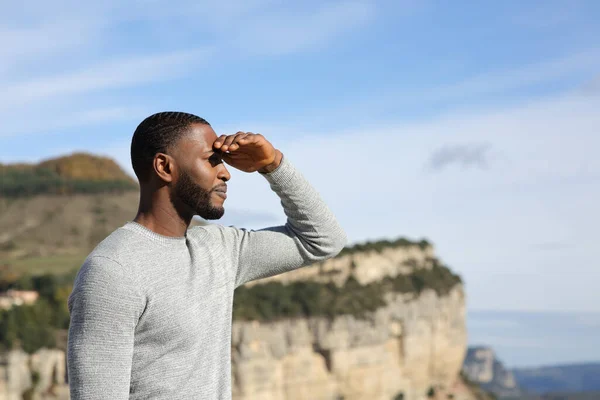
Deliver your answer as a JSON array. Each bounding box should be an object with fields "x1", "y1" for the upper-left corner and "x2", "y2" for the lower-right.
[{"x1": 131, "y1": 111, "x2": 209, "y2": 182}]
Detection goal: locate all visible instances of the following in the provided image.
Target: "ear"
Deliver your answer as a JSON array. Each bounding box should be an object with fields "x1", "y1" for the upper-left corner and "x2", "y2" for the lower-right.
[{"x1": 153, "y1": 153, "x2": 176, "y2": 183}]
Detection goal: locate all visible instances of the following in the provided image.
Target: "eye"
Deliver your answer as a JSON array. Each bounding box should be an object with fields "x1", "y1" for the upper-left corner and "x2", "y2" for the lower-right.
[{"x1": 208, "y1": 152, "x2": 223, "y2": 167}]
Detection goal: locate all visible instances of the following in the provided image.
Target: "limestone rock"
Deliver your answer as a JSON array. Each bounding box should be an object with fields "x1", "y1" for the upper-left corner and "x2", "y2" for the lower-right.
[
  {"x1": 0, "y1": 348, "x2": 68, "y2": 400},
  {"x1": 232, "y1": 286, "x2": 467, "y2": 400}
]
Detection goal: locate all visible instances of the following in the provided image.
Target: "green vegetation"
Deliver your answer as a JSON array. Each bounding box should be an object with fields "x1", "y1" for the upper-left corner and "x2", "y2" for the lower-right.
[
  {"x1": 0, "y1": 273, "x2": 74, "y2": 354},
  {"x1": 382, "y1": 261, "x2": 462, "y2": 296},
  {"x1": 427, "y1": 387, "x2": 436, "y2": 398},
  {"x1": 0, "y1": 166, "x2": 136, "y2": 197},
  {"x1": 233, "y1": 276, "x2": 387, "y2": 321},
  {"x1": 0, "y1": 153, "x2": 137, "y2": 198},
  {"x1": 338, "y1": 237, "x2": 431, "y2": 257},
  {"x1": 233, "y1": 259, "x2": 461, "y2": 322},
  {"x1": 2, "y1": 254, "x2": 86, "y2": 276}
]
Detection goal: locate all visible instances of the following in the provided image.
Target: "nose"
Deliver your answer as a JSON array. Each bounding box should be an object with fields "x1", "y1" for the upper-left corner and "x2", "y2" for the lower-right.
[{"x1": 217, "y1": 163, "x2": 231, "y2": 182}]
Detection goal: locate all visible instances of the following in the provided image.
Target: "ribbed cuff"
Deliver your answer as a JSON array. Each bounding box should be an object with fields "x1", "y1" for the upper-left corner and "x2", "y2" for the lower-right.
[{"x1": 259, "y1": 153, "x2": 296, "y2": 187}]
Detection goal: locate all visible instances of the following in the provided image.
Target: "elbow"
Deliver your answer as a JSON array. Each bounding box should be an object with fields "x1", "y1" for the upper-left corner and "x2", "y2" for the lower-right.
[
  {"x1": 286, "y1": 220, "x2": 348, "y2": 261},
  {"x1": 329, "y1": 227, "x2": 348, "y2": 257},
  {"x1": 309, "y1": 226, "x2": 348, "y2": 261}
]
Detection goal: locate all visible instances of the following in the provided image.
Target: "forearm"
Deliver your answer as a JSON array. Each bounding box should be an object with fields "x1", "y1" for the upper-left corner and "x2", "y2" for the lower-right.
[
  {"x1": 258, "y1": 153, "x2": 347, "y2": 259},
  {"x1": 208, "y1": 153, "x2": 347, "y2": 287}
]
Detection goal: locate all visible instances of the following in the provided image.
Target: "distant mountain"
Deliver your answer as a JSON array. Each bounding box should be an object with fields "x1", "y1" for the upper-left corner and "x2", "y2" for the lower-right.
[
  {"x1": 537, "y1": 391, "x2": 600, "y2": 400},
  {"x1": 513, "y1": 363, "x2": 600, "y2": 394},
  {"x1": 462, "y1": 346, "x2": 523, "y2": 398},
  {"x1": 535, "y1": 391, "x2": 600, "y2": 400},
  {"x1": 463, "y1": 346, "x2": 600, "y2": 399}
]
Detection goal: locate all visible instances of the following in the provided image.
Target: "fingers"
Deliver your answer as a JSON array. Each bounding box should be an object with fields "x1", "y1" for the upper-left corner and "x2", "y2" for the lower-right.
[
  {"x1": 214, "y1": 132, "x2": 259, "y2": 152},
  {"x1": 226, "y1": 132, "x2": 251, "y2": 151},
  {"x1": 213, "y1": 135, "x2": 228, "y2": 150},
  {"x1": 221, "y1": 132, "x2": 243, "y2": 151}
]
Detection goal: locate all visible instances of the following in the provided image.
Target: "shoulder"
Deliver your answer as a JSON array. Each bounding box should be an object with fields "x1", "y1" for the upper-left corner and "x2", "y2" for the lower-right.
[
  {"x1": 188, "y1": 223, "x2": 237, "y2": 240},
  {"x1": 90, "y1": 226, "x2": 149, "y2": 259},
  {"x1": 77, "y1": 227, "x2": 147, "y2": 291},
  {"x1": 74, "y1": 255, "x2": 137, "y2": 290},
  {"x1": 188, "y1": 223, "x2": 247, "y2": 249}
]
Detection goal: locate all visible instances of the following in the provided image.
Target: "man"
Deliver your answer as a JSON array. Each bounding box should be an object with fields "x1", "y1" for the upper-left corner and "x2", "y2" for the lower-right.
[{"x1": 67, "y1": 112, "x2": 347, "y2": 399}]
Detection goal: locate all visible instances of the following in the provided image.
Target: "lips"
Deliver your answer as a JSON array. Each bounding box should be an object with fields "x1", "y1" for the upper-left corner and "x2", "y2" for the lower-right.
[{"x1": 213, "y1": 185, "x2": 227, "y2": 199}]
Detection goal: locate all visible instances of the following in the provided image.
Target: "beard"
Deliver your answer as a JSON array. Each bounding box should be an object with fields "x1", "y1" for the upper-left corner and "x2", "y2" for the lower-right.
[{"x1": 172, "y1": 170, "x2": 224, "y2": 220}]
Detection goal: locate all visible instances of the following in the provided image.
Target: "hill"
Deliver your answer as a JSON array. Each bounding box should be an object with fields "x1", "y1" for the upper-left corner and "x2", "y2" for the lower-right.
[
  {"x1": 0, "y1": 152, "x2": 209, "y2": 279},
  {"x1": 0, "y1": 152, "x2": 137, "y2": 198}
]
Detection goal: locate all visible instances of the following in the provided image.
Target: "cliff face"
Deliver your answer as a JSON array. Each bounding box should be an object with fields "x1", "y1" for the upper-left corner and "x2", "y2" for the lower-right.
[
  {"x1": 232, "y1": 243, "x2": 469, "y2": 400},
  {"x1": 232, "y1": 287, "x2": 466, "y2": 400},
  {"x1": 0, "y1": 348, "x2": 69, "y2": 400}
]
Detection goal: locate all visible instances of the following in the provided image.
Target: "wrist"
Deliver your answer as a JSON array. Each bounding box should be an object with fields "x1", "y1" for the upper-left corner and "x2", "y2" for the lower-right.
[{"x1": 258, "y1": 149, "x2": 283, "y2": 174}]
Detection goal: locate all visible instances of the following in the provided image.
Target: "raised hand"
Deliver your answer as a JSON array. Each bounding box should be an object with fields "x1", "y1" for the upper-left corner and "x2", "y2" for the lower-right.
[{"x1": 213, "y1": 132, "x2": 282, "y2": 173}]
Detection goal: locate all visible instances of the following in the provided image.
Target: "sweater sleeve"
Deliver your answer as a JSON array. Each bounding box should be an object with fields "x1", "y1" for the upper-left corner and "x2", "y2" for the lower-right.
[
  {"x1": 209, "y1": 153, "x2": 347, "y2": 288},
  {"x1": 67, "y1": 256, "x2": 145, "y2": 400}
]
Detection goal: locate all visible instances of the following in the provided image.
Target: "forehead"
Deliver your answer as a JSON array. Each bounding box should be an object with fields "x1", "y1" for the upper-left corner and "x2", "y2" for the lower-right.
[{"x1": 176, "y1": 123, "x2": 217, "y2": 154}]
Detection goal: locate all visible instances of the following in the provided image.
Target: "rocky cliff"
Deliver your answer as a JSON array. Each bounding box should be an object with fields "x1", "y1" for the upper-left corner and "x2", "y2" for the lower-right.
[
  {"x1": 232, "y1": 287, "x2": 466, "y2": 400},
  {"x1": 231, "y1": 241, "x2": 471, "y2": 400},
  {"x1": 0, "y1": 348, "x2": 68, "y2": 400}
]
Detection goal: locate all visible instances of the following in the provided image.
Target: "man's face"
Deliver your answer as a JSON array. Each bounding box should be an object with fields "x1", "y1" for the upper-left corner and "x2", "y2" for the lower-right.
[{"x1": 170, "y1": 123, "x2": 230, "y2": 220}]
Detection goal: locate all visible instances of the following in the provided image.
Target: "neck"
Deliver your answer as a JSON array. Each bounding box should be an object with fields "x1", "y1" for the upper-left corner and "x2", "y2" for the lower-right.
[{"x1": 133, "y1": 187, "x2": 192, "y2": 238}]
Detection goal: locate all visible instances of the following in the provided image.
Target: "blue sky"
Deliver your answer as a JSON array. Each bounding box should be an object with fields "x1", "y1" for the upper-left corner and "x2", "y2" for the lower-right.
[
  {"x1": 469, "y1": 310, "x2": 600, "y2": 367},
  {"x1": 1, "y1": 0, "x2": 599, "y2": 340}
]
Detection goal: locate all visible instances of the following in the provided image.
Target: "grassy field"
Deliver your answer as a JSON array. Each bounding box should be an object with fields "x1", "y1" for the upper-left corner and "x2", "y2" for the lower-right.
[{"x1": 6, "y1": 253, "x2": 86, "y2": 276}]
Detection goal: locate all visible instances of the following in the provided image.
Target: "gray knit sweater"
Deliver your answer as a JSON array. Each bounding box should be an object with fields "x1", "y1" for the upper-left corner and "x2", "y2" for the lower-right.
[{"x1": 66, "y1": 154, "x2": 347, "y2": 399}]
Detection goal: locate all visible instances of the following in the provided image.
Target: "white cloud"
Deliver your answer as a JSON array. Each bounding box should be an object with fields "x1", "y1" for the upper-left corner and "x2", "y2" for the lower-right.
[
  {"x1": 319, "y1": 49, "x2": 600, "y2": 122},
  {"x1": 231, "y1": 1, "x2": 375, "y2": 56},
  {"x1": 581, "y1": 74, "x2": 600, "y2": 94},
  {"x1": 1, "y1": 49, "x2": 211, "y2": 109},
  {"x1": 511, "y1": 0, "x2": 589, "y2": 30},
  {"x1": 426, "y1": 49, "x2": 600, "y2": 100},
  {"x1": 0, "y1": 1, "x2": 374, "y2": 135},
  {"x1": 427, "y1": 142, "x2": 492, "y2": 172}
]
